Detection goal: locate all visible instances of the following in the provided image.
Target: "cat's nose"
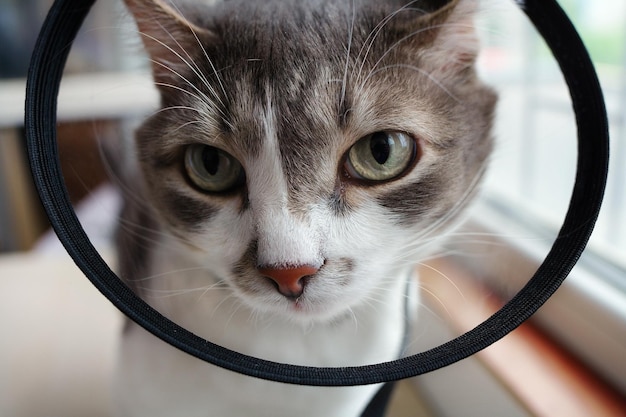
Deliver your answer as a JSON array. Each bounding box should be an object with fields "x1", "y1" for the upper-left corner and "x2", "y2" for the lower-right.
[{"x1": 258, "y1": 265, "x2": 319, "y2": 300}]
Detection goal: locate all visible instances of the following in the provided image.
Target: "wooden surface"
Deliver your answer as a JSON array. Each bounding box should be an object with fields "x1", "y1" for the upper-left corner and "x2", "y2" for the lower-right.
[{"x1": 419, "y1": 259, "x2": 626, "y2": 417}]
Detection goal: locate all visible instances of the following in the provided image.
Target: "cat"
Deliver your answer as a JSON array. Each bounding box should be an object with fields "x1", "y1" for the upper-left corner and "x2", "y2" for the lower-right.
[{"x1": 113, "y1": 0, "x2": 496, "y2": 416}]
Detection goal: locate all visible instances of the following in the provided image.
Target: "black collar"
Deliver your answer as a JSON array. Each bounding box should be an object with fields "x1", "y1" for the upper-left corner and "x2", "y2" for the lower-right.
[{"x1": 24, "y1": 0, "x2": 608, "y2": 387}]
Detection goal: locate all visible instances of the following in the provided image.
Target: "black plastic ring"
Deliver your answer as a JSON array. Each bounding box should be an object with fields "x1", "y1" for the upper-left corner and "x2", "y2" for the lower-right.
[{"x1": 24, "y1": 0, "x2": 608, "y2": 386}]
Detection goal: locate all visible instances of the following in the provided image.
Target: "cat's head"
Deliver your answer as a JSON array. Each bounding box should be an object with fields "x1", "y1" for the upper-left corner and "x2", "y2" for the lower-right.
[{"x1": 123, "y1": 0, "x2": 496, "y2": 324}]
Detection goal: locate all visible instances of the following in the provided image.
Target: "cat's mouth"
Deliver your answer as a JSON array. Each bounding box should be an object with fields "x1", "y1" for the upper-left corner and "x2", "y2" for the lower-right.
[
  {"x1": 230, "y1": 258, "x2": 356, "y2": 320},
  {"x1": 279, "y1": 291, "x2": 337, "y2": 319},
  {"x1": 289, "y1": 297, "x2": 307, "y2": 312}
]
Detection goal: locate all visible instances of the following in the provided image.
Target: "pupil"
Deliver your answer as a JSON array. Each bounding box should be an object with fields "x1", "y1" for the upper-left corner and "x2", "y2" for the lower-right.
[
  {"x1": 370, "y1": 133, "x2": 390, "y2": 165},
  {"x1": 202, "y1": 147, "x2": 220, "y2": 175}
]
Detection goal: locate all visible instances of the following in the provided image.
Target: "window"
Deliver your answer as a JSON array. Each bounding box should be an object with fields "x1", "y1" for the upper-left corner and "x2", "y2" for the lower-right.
[{"x1": 451, "y1": 0, "x2": 626, "y2": 395}]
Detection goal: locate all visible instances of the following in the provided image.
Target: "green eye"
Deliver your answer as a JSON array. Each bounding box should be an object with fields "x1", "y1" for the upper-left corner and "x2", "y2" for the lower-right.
[
  {"x1": 344, "y1": 131, "x2": 416, "y2": 181},
  {"x1": 184, "y1": 145, "x2": 244, "y2": 192}
]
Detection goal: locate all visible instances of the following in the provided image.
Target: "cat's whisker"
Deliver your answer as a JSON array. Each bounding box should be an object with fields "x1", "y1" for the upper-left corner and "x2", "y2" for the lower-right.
[
  {"x1": 355, "y1": 289, "x2": 390, "y2": 313},
  {"x1": 401, "y1": 298, "x2": 448, "y2": 355},
  {"x1": 116, "y1": 217, "x2": 195, "y2": 254},
  {"x1": 416, "y1": 284, "x2": 454, "y2": 321},
  {"x1": 136, "y1": 29, "x2": 228, "y2": 123},
  {"x1": 112, "y1": 179, "x2": 212, "y2": 253},
  {"x1": 413, "y1": 165, "x2": 489, "y2": 243},
  {"x1": 152, "y1": 73, "x2": 224, "y2": 124},
  {"x1": 136, "y1": 286, "x2": 197, "y2": 299},
  {"x1": 211, "y1": 299, "x2": 242, "y2": 322},
  {"x1": 210, "y1": 292, "x2": 240, "y2": 320},
  {"x1": 106, "y1": 181, "x2": 180, "y2": 250},
  {"x1": 153, "y1": 80, "x2": 207, "y2": 104},
  {"x1": 414, "y1": 297, "x2": 443, "y2": 321},
  {"x1": 339, "y1": 0, "x2": 356, "y2": 113},
  {"x1": 395, "y1": 235, "x2": 457, "y2": 266},
  {"x1": 147, "y1": 104, "x2": 220, "y2": 130},
  {"x1": 112, "y1": 193, "x2": 200, "y2": 253},
  {"x1": 390, "y1": 187, "x2": 498, "y2": 265},
  {"x1": 396, "y1": 226, "x2": 551, "y2": 266},
  {"x1": 150, "y1": 103, "x2": 212, "y2": 117},
  {"x1": 116, "y1": 222, "x2": 214, "y2": 276},
  {"x1": 417, "y1": 261, "x2": 466, "y2": 302},
  {"x1": 247, "y1": 307, "x2": 267, "y2": 329},
  {"x1": 136, "y1": 29, "x2": 204, "y2": 89},
  {"x1": 223, "y1": 299, "x2": 247, "y2": 330},
  {"x1": 130, "y1": 265, "x2": 215, "y2": 284},
  {"x1": 390, "y1": 236, "x2": 449, "y2": 265},
  {"x1": 164, "y1": 3, "x2": 229, "y2": 105},
  {"x1": 356, "y1": 21, "x2": 477, "y2": 98},
  {"x1": 353, "y1": 1, "x2": 424, "y2": 84},
  {"x1": 154, "y1": 20, "x2": 217, "y2": 101},
  {"x1": 195, "y1": 281, "x2": 229, "y2": 303},
  {"x1": 353, "y1": 11, "x2": 393, "y2": 86},
  {"x1": 403, "y1": 245, "x2": 483, "y2": 263},
  {"x1": 357, "y1": 22, "x2": 433, "y2": 95},
  {"x1": 169, "y1": 119, "x2": 208, "y2": 134},
  {"x1": 94, "y1": 149, "x2": 159, "y2": 228},
  {"x1": 363, "y1": 63, "x2": 461, "y2": 102},
  {"x1": 431, "y1": 233, "x2": 535, "y2": 252},
  {"x1": 89, "y1": 129, "x2": 159, "y2": 221},
  {"x1": 150, "y1": 18, "x2": 230, "y2": 119},
  {"x1": 344, "y1": 305, "x2": 360, "y2": 335},
  {"x1": 140, "y1": 282, "x2": 224, "y2": 299}
]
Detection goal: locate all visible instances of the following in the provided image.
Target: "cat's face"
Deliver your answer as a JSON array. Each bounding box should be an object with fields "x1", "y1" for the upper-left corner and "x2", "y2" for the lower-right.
[{"x1": 124, "y1": 0, "x2": 496, "y2": 324}]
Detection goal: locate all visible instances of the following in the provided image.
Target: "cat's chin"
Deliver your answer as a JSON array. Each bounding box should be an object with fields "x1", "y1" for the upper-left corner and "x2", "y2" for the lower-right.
[{"x1": 245, "y1": 295, "x2": 356, "y2": 326}]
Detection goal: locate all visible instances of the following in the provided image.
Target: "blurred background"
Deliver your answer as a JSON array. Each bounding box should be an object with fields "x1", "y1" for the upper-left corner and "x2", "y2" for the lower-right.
[{"x1": 0, "y1": 0, "x2": 624, "y2": 416}]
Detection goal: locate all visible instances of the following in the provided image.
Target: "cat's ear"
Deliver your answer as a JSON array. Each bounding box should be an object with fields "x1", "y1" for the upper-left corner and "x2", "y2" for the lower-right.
[
  {"x1": 397, "y1": 0, "x2": 482, "y2": 79},
  {"x1": 124, "y1": 0, "x2": 216, "y2": 84}
]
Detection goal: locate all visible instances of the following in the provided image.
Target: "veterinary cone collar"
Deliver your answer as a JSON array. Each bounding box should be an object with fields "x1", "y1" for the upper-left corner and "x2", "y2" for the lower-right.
[{"x1": 24, "y1": 0, "x2": 608, "y2": 386}]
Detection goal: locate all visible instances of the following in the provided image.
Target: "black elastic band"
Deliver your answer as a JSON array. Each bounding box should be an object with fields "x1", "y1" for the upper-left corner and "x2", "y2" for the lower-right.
[{"x1": 24, "y1": 0, "x2": 608, "y2": 386}]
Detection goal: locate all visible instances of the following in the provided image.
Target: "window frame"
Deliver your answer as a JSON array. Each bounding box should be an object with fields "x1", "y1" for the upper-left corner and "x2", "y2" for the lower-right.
[
  {"x1": 466, "y1": 0, "x2": 626, "y2": 396},
  {"x1": 448, "y1": 198, "x2": 626, "y2": 395}
]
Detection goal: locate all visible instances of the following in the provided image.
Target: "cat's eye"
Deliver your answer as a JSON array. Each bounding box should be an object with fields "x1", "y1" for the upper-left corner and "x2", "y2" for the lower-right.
[
  {"x1": 344, "y1": 131, "x2": 416, "y2": 182},
  {"x1": 184, "y1": 145, "x2": 244, "y2": 192}
]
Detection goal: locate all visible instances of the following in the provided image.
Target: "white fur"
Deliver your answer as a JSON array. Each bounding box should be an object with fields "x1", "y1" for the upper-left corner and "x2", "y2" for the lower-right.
[
  {"x1": 250, "y1": 99, "x2": 325, "y2": 268},
  {"x1": 113, "y1": 100, "x2": 420, "y2": 414},
  {"x1": 113, "y1": 230, "x2": 416, "y2": 416}
]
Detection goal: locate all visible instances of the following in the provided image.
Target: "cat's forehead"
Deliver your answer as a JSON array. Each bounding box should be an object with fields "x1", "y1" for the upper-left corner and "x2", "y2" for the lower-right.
[
  {"x1": 204, "y1": 0, "x2": 444, "y2": 69},
  {"x1": 133, "y1": 0, "x2": 495, "y2": 229},
  {"x1": 200, "y1": 4, "x2": 446, "y2": 142}
]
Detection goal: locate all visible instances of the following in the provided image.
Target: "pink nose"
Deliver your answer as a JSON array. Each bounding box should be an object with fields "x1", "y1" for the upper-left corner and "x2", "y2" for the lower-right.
[{"x1": 258, "y1": 265, "x2": 319, "y2": 299}]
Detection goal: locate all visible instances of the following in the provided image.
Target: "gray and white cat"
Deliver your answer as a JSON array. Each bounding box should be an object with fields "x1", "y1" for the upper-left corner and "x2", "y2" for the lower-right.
[{"x1": 113, "y1": 0, "x2": 496, "y2": 416}]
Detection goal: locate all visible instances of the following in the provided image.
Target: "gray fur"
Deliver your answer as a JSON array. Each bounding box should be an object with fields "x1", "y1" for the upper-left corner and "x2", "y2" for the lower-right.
[{"x1": 115, "y1": 0, "x2": 496, "y2": 414}]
